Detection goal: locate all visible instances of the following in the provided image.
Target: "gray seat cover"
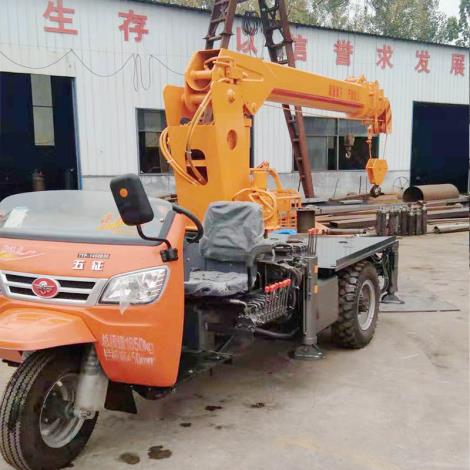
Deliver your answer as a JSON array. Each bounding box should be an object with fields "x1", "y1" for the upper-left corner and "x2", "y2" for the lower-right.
[
  {"x1": 199, "y1": 201, "x2": 264, "y2": 262},
  {"x1": 185, "y1": 202, "x2": 263, "y2": 297}
]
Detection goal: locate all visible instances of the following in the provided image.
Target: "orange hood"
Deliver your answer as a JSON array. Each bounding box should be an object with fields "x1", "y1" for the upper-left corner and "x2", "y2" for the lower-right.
[{"x1": 0, "y1": 215, "x2": 184, "y2": 278}]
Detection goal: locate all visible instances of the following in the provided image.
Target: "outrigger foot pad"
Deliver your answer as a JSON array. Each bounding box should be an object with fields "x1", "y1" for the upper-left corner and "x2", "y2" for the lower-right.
[
  {"x1": 289, "y1": 344, "x2": 325, "y2": 361},
  {"x1": 381, "y1": 293, "x2": 404, "y2": 304}
]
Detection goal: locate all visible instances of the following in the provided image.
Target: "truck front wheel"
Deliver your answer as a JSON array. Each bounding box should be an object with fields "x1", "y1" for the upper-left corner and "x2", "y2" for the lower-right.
[
  {"x1": 0, "y1": 349, "x2": 98, "y2": 470},
  {"x1": 332, "y1": 261, "x2": 380, "y2": 349}
]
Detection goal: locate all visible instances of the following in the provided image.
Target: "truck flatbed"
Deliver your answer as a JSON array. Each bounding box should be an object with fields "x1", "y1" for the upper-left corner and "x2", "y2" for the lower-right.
[{"x1": 268, "y1": 234, "x2": 397, "y2": 271}]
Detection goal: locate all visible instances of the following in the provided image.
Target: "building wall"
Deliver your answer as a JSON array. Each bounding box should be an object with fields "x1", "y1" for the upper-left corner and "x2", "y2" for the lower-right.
[{"x1": 0, "y1": 0, "x2": 468, "y2": 197}]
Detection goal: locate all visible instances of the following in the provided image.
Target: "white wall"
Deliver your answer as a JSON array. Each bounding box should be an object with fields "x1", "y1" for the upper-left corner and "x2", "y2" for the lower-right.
[{"x1": 0, "y1": 0, "x2": 468, "y2": 196}]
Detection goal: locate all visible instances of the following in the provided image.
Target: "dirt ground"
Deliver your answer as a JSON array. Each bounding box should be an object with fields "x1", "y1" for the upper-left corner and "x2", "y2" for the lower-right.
[{"x1": 0, "y1": 232, "x2": 468, "y2": 470}]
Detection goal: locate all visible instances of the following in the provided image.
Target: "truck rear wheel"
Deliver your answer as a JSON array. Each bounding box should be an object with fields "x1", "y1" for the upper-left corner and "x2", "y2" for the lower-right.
[
  {"x1": 332, "y1": 261, "x2": 380, "y2": 349},
  {"x1": 0, "y1": 349, "x2": 98, "y2": 470}
]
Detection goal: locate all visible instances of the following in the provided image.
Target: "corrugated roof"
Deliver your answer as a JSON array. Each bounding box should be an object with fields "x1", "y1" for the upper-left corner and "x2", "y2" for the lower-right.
[{"x1": 128, "y1": 0, "x2": 468, "y2": 50}]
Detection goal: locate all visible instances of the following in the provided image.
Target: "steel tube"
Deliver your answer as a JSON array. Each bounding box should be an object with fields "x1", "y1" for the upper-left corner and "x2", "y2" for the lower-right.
[
  {"x1": 409, "y1": 209, "x2": 416, "y2": 236},
  {"x1": 400, "y1": 207, "x2": 409, "y2": 236},
  {"x1": 403, "y1": 184, "x2": 459, "y2": 202},
  {"x1": 433, "y1": 223, "x2": 470, "y2": 234},
  {"x1": 421, "y1": 204, "x2": 428, "y2": 234},
  {"x1": 326, "y1": 227, "x2": 368, "y2": 235},
  {"x1": 375, "y1": 208, "x2": 386, "y2": 236},
  {"x1": 415, "y1": 208, "x2": 423, "y2": 235},
  {"x1": 389, "y1": 209, "x2": 398, "y2": 235}
]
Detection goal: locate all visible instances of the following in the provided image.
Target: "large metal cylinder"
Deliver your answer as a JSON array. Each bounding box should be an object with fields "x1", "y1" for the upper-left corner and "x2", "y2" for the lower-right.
[
  {"x1": 409, "y1": 209, "x2": 416, "y2": 236},
  {"x1": 421, "y1": 204, "x2": 428, "y2": 234},
  {"x1": 415, "y1": 208, "x2": 423, "y2": 235},
  {"x1": 375, "y1": 208, "x2": 386, "y2": 236},
  {"x1": 388, "y1": 209, "x2": 398, "y2": 235},
  {"x1": 403, "y1": 184, "x2": 459, "y2": 202},
  {"x1": 400, "y1": 207, "x2": 409, "y2": 236}
]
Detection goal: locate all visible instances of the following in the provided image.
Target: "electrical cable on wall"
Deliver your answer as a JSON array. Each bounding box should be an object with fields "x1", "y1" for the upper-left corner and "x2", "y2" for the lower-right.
[
  {"x1": 0, "y1": 49, "x2": 184, "y2": 92},
  {"x1": 150, "y1": 55, "x2": 183, "y2": 77}
]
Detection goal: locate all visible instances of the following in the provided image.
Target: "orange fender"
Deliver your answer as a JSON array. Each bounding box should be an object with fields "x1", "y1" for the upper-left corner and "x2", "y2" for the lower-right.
[{"x1": 0, "y1": 309, "x2": 96, "y2": 352}]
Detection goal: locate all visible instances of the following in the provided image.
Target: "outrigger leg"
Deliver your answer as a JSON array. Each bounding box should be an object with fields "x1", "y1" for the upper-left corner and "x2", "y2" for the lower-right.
[
  {"x1": 291, "y1": 241, "x2": 325, "y2": 361},
  {"x1": 381, "y1": 241, "x2": 403, "y2": 305}
]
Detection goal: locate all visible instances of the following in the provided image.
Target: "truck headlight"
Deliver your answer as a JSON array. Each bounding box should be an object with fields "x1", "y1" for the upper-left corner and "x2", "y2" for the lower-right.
[{"x1": 100, "y1": 267, "x2": 168, "y2": 305}]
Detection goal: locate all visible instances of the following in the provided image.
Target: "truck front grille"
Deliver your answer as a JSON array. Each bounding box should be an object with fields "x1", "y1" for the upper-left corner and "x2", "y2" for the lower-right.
[{"x1": 0, "y1": 271, "x2": 108, "y2": 306}]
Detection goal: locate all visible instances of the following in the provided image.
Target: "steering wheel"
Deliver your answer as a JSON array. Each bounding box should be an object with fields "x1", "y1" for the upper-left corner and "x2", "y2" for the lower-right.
[{"x1": 172, "y1": 204, "x2": 204, "y2": 243}]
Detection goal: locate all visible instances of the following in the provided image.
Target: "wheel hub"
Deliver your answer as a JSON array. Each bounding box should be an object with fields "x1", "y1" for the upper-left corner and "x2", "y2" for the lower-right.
[
  {"x1": 39, "y1": 373, "x2": 84, "y2": 449},
  {"x1": 357, "y1": 279, "x2": 376, "y2": 331}
]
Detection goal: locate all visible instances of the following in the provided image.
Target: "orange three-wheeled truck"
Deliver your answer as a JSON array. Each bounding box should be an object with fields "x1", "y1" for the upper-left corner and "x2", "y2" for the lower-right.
[{"x1": 0, "y1": 48, "x2": 399, "y2": 470}]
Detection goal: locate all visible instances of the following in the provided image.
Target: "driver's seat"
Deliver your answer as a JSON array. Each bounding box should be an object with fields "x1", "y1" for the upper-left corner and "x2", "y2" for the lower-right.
[{"x1": 184, "y1": 201, "x2": 271, "y2": 297}]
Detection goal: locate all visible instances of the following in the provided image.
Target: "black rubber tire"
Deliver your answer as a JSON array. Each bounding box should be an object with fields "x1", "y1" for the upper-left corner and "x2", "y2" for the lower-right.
[
  {"x1": 332, "y1": 261, "x2": 380, "y2": 349},
  {"x1": 0, "y1": 349, "x2": 98, "y2": 470}
]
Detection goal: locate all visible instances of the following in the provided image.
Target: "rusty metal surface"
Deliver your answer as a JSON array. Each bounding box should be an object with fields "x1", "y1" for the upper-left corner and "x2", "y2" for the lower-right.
[
  {"x1": 204, "y1": 0, "x2": 238, "y2": 49},
  {"x1": 403, "y1": 184, "x2": 460, "y2": 202}
]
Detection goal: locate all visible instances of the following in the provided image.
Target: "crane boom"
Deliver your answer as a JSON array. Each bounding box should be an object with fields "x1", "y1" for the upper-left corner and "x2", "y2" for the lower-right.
[{"x1": 160, "y1": 48, "x2": 391, "y2": 229}]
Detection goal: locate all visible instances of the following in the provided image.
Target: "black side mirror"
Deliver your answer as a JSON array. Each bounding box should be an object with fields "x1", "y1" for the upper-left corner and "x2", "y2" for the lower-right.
[{"x1": 110, "y1": 174, "x2": 154, "y2": 226}]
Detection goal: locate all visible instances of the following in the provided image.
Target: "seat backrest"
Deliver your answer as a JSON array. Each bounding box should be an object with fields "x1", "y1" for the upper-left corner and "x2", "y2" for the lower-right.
[{"x1": 199, "y1": 201, "x2": 264, "y2": 263}]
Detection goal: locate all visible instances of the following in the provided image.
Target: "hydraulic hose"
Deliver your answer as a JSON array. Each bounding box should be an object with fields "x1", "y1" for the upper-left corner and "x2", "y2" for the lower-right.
[
  {"x1": 160, "y1": 76, "x2": 231, "y2": 187},
  {"x1": 183, "y1": 90, "x2": 213, "y2": 185},
  {"x1": 254, "y1": 327, "x2": 299, "y2": 340},
  {"x1": 159, "y1": 128, "x2": 198, "y2": 185},
  {"x1": 158, "y1": 90, "x2": 213, "y2": 187}
]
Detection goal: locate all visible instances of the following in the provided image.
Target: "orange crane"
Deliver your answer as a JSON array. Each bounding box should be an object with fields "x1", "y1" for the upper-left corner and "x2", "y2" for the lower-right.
[{"x1": 160, "y1": 47, "x2": 391, "y2": 230}]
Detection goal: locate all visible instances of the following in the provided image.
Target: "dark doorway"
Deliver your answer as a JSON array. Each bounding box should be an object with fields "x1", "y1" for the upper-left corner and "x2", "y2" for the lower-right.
[
  {"x1": 411, "y1": 102, "x2": 469, "y2": 192},
  {"x1": 0, "y1": 72, "x2": 78, "y2": 200}
]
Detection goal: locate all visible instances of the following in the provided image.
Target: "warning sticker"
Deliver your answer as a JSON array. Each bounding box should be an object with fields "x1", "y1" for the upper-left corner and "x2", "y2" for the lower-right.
[{"x1": 101, "y1": 334, "x2": 155, "y2": 367}]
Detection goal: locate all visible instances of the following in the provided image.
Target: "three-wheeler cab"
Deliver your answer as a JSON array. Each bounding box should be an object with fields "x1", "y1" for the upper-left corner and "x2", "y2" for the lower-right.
[{"x1": 0, "y1": 175, "x2": 399, "y2": 470}]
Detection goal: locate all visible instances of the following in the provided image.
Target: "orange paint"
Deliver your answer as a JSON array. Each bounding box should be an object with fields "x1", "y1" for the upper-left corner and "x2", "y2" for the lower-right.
[{"x1": 0, "y1": 214, "x2": 186, "y2": 387}]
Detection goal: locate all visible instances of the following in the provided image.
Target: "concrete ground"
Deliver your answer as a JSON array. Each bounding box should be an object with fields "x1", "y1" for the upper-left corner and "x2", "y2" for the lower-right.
[{"x1": 0, "y1": 232, "x2": 468, "y2": 470}]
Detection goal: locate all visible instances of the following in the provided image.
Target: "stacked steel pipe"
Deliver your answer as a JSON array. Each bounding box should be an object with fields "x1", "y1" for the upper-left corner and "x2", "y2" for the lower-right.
[{"x1": 376, "y1": 204, "x2": 428, "y2": 236}]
